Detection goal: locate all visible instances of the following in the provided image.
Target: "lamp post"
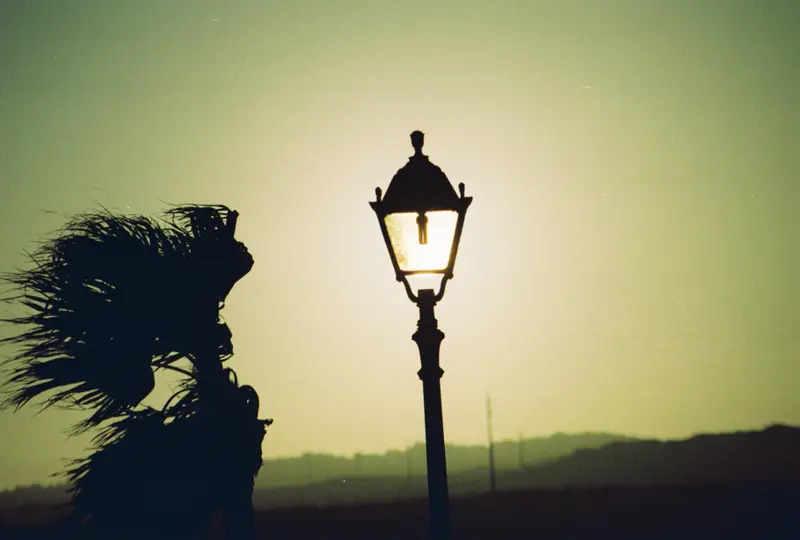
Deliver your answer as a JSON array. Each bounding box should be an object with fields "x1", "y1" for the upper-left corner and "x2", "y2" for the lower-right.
[{"x1": 370, "y1": 131, "x2": 472, "y2": 540}]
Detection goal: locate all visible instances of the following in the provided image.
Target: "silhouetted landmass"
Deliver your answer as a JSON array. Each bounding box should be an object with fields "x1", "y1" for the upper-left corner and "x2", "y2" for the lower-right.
[
  {"x1": 4, "y1": 425, "x2": 799, "y2": 512},
  {"x1": 0, "y1": 431, "x2": 629, "y2": 507},
  {"x1": 257, "y1": 431, "x2": 631, "y2": 488},
  {"x1": 506, "y1": 423, "x2": 800, "y2": 489},
  {"x1": 6, "y1": 425, "x2": 800, "y2": 524},
  {"x1": 0, "y1": 484, "x2": 69, "y2": 507},
  {"x1": 2, "y1": 425, "x2": 799, "y2": 538},
  {"x1": 245, "y1": 424, "x2": 800, "y2": 509}
]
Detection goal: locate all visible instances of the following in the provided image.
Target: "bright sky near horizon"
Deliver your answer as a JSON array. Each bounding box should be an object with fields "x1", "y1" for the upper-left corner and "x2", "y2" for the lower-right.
[{"x1": 1, "y1": 0, "x2": 798, "y2": 489}]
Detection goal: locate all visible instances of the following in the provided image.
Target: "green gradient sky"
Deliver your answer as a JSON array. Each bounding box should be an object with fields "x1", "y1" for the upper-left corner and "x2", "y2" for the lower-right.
[{"x1": 1, "y1": 0, "x2": 798, "y2": 489}]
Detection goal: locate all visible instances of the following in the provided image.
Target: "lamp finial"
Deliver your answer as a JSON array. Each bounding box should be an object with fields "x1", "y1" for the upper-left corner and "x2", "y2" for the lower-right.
[{"x1": 410, "y1": 130, "x2": 425, "y2": 156}]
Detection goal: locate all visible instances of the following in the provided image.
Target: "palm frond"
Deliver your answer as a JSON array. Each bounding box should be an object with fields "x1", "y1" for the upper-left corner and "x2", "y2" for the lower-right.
[
  {"x1": 0, "y1": 203, "x2": 270, "y2": 537},
  {"x1": 164, "y1": 204, "x2": 233, "y2": 237},
  {"x1": 63, "y1": 370, "x2": 271, "y2": 537},
  {"x1": 0, "y1": 204, "x2": 245, "y2": 430}
]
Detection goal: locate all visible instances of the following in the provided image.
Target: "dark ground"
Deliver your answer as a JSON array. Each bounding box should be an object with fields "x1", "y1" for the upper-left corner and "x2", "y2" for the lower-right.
[{"x1": 1, "y1": 486, "x2": 798, "y2": 539}]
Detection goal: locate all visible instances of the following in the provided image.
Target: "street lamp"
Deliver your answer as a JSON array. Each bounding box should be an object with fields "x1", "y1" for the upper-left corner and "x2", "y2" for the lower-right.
[{"x1": 370, "y1": 131, "x2": 472, "y2": 540}]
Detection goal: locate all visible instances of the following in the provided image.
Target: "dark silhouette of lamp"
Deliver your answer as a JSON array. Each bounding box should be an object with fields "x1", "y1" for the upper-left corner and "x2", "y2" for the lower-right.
[{"x1": 370, "y1": 131, "x2": 472, "y2": 540}]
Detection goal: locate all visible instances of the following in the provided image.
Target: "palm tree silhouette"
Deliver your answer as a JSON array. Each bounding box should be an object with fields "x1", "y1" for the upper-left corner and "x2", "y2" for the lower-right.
[{"x1": 1, "y1": 204, "x2": 271, "y2": 539}]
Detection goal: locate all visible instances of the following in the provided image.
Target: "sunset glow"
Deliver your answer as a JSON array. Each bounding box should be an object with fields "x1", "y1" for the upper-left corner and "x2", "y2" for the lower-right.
[{"x1": 0, "y1": 0, "x2": 798, "y2": 491}]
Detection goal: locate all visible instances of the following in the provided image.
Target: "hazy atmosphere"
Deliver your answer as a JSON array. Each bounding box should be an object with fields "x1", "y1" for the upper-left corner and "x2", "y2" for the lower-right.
[{"x1": 1, "y1": 0, "x2": 798, "y2": 491}]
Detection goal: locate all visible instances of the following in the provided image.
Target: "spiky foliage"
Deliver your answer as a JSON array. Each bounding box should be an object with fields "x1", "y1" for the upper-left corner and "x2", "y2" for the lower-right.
[
  {"x1": 0, "y1": 204, "x2": 269, "y2": 538},
  {"x1": 62, "y1": 374, "x2": 271, "y2": 539},
  {"x1": 0, "y1": 204, "x2": 249, "y2": 432},
  {"x1": 0, "y1": 205, "x2": 272, "y2": 538}
]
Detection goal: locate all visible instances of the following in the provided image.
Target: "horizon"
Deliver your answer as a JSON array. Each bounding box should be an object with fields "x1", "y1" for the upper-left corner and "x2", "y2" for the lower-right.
[
  {"x1": 1, "y1": 422, "x2": 793, "y2": 491},
  {"x1": 2, "y1": 421, "x2": 796, "y2": 492},
  {"x1": 1, "y1": 0, "x2": 798, "y2": 491}
]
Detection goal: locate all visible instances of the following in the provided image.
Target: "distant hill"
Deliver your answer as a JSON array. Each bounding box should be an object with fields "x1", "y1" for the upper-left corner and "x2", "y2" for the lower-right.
[
  {"x1": 256, "y1": 431, "x2": 633, "y2": 489},
  {"x1": 5, "y1": 426, "x2": 798, "y2": 510},
  {"x1": 0, "y1": 431, "x2": 633, "y2": 506},
  {"x1": 504, "y1": 423, "x2": 800, "y2": 489},
  {"x1": 252, "y1": 424, "x2": 800, "y2": 508},
  {"x1": 0, "y1": 484, "x2": 69, "y2": 507}
]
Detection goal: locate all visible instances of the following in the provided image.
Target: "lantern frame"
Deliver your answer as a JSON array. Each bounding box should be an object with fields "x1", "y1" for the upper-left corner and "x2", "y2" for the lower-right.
[{"x1": 370, "y1": 131, "x2": 472, "y2": 304}]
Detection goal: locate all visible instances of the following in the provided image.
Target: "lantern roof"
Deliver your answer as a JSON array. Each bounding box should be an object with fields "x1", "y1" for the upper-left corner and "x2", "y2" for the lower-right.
[{"x1": 378, "y1": 131, "x2": 461, "y2": 214}]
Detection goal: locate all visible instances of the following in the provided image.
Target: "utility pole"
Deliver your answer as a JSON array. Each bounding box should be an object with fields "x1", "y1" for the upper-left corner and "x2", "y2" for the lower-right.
[{"x1": 487, "y1": 394, "x2": 496, "y2": 493}]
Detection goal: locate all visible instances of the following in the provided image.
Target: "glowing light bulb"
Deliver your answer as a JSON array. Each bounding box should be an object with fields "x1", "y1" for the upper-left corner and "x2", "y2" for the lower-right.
[
  {"x1": 384, "y1": 211, "x2": 458, "y2": 272},
  {"x1": 416, "y1": 212, "x2": 429, "y2": 245}
]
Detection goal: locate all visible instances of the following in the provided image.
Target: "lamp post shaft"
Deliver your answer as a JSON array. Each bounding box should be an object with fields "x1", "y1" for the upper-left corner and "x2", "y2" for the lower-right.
[{"x1": 413, "y1": 289, "x2": 451, "y2": 540}]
